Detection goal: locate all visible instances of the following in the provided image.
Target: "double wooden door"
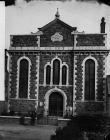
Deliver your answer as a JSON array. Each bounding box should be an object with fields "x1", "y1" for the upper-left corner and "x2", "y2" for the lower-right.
[{"x1": 49, "y1": 92, "x2": 63, "y2": 116}]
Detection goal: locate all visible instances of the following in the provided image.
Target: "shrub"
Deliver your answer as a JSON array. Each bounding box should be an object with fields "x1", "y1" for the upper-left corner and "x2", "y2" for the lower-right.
[{"x1": 50, "y1": 114, "x2": 107, "y2": 140}]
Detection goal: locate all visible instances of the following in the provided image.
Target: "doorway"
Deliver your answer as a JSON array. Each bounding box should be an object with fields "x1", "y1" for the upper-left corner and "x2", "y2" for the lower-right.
[{"x1": 49, "y1": 92, "x2": 63, "y2": 116}]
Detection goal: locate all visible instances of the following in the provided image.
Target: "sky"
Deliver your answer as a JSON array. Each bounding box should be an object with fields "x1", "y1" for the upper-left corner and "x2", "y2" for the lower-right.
[{"x1": 0, "y1": 0, "x2": 110, "y2": 100}]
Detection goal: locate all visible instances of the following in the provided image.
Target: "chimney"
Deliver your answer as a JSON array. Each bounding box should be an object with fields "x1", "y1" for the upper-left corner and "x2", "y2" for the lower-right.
[{"x1": 100, "y1": 17, "x2": 106, "y2": 33}]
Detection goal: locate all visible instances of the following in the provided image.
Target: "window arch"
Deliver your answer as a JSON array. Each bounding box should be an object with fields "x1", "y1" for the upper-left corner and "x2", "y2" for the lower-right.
[
  {"x1": 46, "y1": 65, "x2": 51, "y2": 84},
  {"x1": 62, "y1": 65, "x2": 67, "y2": 85},
  {"x1": 17, "y1": 57, "x2": 31, "y2": 99},
  {"x1": 85, "y1": 59, "x2": 95, "y2": 100},
  {"x1": 19, "y1": 59, "x2": 29, "y2": 98},
  {"x1": 53, "y1": 59, "x2": 60, "y2": 85},
  {"x1": 44, "y1": 57, "x2": 69, "y2": 86}
]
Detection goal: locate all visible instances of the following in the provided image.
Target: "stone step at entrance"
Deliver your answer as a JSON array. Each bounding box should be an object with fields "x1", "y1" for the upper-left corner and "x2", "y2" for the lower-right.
[{"x1": 37, "y1": 116, "x2": 58, "y2": 125}]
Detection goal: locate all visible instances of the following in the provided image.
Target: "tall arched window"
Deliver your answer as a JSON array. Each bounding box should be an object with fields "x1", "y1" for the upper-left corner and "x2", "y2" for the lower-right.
[
  {"x1": 19, "y1": 59, "x2": 29, "y2": 98},
  {"x1": 46, "y1": 65, "x2": 51, "y2": 84},
  {"x1": 62, "y1": 65, "x2": 67, "y2": 85},
  {"x1": 53, "y1": 59, "x2": 60, "y2": 85},
  {"x1": 85, "y1": 59, "x2": 95, "y2": 100}
]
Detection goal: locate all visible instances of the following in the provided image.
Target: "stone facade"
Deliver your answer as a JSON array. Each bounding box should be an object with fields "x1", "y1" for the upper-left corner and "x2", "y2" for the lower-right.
[
  {"x1": 76, "y1": 34, "x2": 105, "y2": 46},
  {"x1": 8, "y1": 53, "x2": 39, "y2": 112},
  {"x1": 73, "y1": 52, "x2": 107, "y2": 115},
  {"x1": 6, "y1": 13, "x2": 109, "y2": 117},
  {"x1": 40, "y1": 19, "x2": 76, "y2": 47},
  {"x1": 11, "y1": 35, "x2": 38, "y2": 47}
]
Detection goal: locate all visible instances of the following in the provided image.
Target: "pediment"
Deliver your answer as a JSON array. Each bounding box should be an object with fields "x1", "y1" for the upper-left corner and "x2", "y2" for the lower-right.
[
  {"x1": 38, "y1": 18, "x2": 76, "y2": 32},
  {"x1": 39, "y1": 18, "x2": 77, "y2": 47}
]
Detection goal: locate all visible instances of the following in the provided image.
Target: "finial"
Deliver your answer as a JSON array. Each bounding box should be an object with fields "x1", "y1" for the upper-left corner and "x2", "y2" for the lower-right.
[
  {"x1": 100, "y1": 17, "x2": 106, "y2": 33},
  {"x1": 55, "y1": 8, "x2": 60, "y2": 19}
]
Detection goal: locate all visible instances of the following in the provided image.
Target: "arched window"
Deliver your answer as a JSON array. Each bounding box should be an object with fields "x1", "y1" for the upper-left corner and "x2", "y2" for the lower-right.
[
  {"x1": 53, "y1": 59, "x2": 60, "y2": 85},
  {"x1": 46, "y1": 65, "x2": 51, "y2": 84},
  {"x1": 62, "y1": 65, "x2": 67, "y2": 85},
  {"x1": 19, "y1": 59, "x2": 29, "y2": 98},
  {"x1": 85, "y1": 59, "x2": 95, "y2": 100}
]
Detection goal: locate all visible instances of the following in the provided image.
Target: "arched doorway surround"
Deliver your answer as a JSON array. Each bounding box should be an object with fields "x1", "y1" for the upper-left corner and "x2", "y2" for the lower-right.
[{"x1": 44, "y1": 88, "x2": 67, "y2": 116}]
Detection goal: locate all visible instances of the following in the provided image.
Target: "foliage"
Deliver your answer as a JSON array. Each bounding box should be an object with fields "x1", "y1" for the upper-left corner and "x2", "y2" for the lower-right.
[{"x1": 50, "y1": 114, "x2": 108, "y2": 140}]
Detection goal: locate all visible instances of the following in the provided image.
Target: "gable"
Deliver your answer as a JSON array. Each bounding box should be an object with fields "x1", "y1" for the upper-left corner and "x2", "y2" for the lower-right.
[
  {"x1": 39, "y1": 19, "x2": 77, "y2": 47},
  {"x1": 39, "y1": 18, "x2": 76, "y2": 31}
]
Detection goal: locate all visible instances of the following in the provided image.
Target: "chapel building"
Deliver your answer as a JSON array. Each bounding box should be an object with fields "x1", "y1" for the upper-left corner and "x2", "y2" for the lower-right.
[{"x1": 6, "y1": 10, "x2": 109, "y2": 117}]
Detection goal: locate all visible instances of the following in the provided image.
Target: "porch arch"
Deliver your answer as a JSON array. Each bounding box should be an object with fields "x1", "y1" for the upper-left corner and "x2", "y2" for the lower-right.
[{"x1": 44, "y1": 88, "x2": 67, "y2": 116}]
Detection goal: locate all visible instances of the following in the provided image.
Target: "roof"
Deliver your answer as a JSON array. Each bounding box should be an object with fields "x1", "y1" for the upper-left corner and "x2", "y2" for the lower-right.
[{"x1": 38, "y1": 18, "x2": 77, "y2": 31}]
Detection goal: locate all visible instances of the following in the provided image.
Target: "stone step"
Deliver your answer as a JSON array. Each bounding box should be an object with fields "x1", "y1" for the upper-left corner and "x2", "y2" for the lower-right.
[{"x1": 37, "y1": 116, "x2": 58, "y2": 125}]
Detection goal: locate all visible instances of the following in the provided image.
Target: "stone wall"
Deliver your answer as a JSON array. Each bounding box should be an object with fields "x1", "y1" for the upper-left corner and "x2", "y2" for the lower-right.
[
  {"x1": 9, "y1": 53, "x2": 39, "y2": 112},
  {"x1": 40, "y1": 21, "x2": 74, "y2": 47},
  {"x1": 9, "y1": 99, "x2": 36, "y2": 113},
  {"x1": 39, "y1": 85, "x2": 73, "y2": 107},
  {"x1": 74, "y1": 54, "x2": 85, "y2": 100},
  {"x1": 9, "y1": 53, "x2": 39, "y2": 99},
  {"x1": 11, "y1": 35, "x2": 38, "y2": 47},
  {"x1": 74, "y1": 53, "x2": 106, "y2": 114},
  {"x1": 75, "y1": 101, "x2": 105, "y2": 114},
  {"x1": 76, "y1": 34, "x2": 105, "y2": 46},
  {"x1": 8, "y1": 50, "x2": 107, "y2": 115},
  {"x1": 38, "y1": 52, "x2": 74, "y2": 113},
  {"x1": 39, "y1": 52, "x2": 74, "y2": 85},
  {"x1": 9, "y1": 54, "x2": 18, "y2": 98}
]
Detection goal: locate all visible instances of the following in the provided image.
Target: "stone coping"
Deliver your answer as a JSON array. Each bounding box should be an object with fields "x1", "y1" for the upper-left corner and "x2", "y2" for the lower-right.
[{"x1": 58, "y1": 118, "x2": 70, "y2": 121}]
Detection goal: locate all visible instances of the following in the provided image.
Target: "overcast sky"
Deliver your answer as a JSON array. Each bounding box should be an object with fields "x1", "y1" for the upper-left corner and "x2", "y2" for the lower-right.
[{"x1": 0, "y1": 0, "x2": 110, "y2": 100}]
